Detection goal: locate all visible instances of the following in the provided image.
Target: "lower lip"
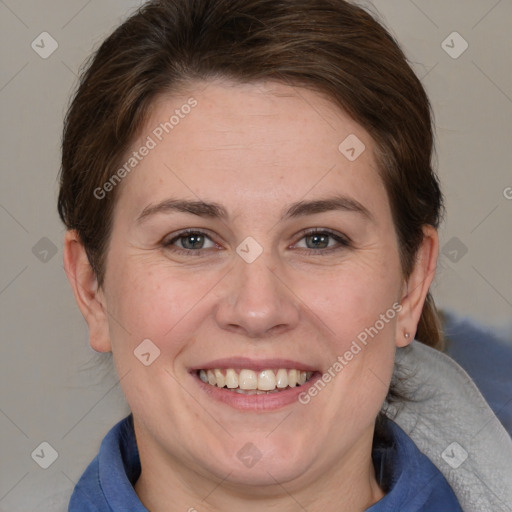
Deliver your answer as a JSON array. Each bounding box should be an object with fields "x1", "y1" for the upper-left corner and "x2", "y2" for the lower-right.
[{"x1": 192, "y1": 372, "x2": 322, "y2": 411}]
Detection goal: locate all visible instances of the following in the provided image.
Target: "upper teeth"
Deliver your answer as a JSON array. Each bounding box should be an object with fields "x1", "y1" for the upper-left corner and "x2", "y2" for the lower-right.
[{"x1": 198, "y1": 368, "x2": 313, "y2": 391}]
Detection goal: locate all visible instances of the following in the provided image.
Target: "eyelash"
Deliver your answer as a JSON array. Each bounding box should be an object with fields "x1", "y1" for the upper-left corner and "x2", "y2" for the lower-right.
[{"x1": 163, "y1": 228, "x2": 351, "y2": 256}]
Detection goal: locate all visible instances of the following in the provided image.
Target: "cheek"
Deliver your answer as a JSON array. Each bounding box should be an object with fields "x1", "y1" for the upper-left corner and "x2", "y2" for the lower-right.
[
  {"x1": 297, "y1": 258, "x2": 401, "y2": 408},
  {"x1": 301, "y1": 258, "x2": 402, "y2": 349},
  {"x1": 104, "y1": 259, "x2": 209, "y2": 358},
  {"x1": 103, "y1": 264, "x2": 210, "y2": 415}
]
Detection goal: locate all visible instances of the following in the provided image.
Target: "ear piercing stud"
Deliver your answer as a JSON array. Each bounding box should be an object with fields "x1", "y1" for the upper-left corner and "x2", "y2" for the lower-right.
[{"x1": 404, "y1": 332, "x2": 410, "y2": 339}]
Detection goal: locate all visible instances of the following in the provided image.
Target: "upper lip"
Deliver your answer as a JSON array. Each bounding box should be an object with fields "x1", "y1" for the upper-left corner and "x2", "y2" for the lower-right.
[{"x1": 190, "y1": 357, "x2": 318, "y2": 373}]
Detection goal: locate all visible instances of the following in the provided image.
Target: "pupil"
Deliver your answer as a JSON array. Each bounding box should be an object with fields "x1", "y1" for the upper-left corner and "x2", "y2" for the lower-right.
[{"x1": 307, "y1": 234, "x2": 329, "y2": 249}]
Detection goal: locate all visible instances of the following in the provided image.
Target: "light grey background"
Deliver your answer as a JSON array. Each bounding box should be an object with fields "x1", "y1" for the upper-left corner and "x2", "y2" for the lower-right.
[{"x1": 1, "y1": 1, "x2": 511, "y2": 510}]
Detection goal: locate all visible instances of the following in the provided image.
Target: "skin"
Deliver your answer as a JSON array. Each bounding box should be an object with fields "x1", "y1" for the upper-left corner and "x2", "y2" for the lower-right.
[{"x1": 64, "y1": 80, "x2": 438, "y2": 511}]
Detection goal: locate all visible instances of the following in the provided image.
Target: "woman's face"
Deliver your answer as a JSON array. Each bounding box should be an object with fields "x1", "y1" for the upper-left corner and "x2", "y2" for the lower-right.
[{"x1": 85, "y1": 80, "x2": 421, "y2": 491}]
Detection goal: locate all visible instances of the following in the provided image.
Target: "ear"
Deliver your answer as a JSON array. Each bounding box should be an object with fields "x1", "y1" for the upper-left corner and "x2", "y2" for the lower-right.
[
  {"x1": 63, "y1": 230, "x2": 112, "y2": 353},
  {"x1": 396, "y1": 225, "x2": 439, "y2": 347}
]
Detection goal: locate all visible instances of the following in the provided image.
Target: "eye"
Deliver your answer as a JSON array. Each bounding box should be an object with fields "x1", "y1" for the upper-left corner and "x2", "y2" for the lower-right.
[
  {"x1": 162, "y1": 228, "x2": 350, "y2": 256},
  {"x1": 164, "y1": 230, "x2": 217, "y2": 252},
  {"x1": 293, "y1": 229, "x2": 350, "y2": 254}
]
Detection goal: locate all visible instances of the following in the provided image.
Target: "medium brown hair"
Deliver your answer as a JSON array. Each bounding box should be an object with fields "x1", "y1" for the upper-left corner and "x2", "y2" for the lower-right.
[{"x1": 58, "y1": 0, "x2": 444, "y2": 349}]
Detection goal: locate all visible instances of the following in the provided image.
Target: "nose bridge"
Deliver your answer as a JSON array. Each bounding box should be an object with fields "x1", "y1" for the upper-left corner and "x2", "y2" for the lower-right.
[{"x1": 214, "y1": 248, "x2": 300, "y2": 337}]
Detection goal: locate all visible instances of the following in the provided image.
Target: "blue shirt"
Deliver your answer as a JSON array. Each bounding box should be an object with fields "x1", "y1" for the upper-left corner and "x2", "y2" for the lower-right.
[
  {"x1": 443, "y1": 313, "x2": 512, "y2": 437},
  {"x1": 69, "y1": 415, "x2": 462, "y2": 511}
]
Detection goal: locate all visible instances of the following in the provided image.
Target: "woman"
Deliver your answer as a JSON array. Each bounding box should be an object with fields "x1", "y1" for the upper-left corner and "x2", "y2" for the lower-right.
[{"x1": 59, "y1": 0, "x2": 512, "y2": 510}]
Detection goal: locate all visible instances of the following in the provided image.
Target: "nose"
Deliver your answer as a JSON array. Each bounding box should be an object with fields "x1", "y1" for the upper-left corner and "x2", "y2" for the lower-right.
[{"x1": 214, "y1": 254, "x2": 300, "y2": 339}]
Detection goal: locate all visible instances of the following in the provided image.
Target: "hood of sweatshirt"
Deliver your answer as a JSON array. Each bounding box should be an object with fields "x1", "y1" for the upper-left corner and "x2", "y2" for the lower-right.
[{"x1": 384, "y1": 340, "x2": 512, "y2": 512}]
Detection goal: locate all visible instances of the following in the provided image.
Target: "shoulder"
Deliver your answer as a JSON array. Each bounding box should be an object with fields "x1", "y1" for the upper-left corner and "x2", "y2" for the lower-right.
[
  {"x1": 386, "y1": 341, "x2": 512, "y2": 510},
  {"x1": 369, "y1": 417, "x2": 462, "y2": 511},
  {"x1": 68, "y1": 452, "x2": 106, "y2": 511},
  {"x1": 68, "y1": 415, "x2": 145, "y2": 511}
]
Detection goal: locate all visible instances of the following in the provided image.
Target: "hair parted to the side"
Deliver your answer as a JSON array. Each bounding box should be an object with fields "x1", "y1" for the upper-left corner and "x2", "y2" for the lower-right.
[{"x1": 58, "y1": 0, "x2": 444, "y2": 350}]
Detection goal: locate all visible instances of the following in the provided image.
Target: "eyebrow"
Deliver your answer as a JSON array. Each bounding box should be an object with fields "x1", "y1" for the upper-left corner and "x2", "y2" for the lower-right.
[
  {"x1": 282, "y1": 195, "x2": 373, "y2": 222},
  {"x1": 136, "y1": 194, "x2": 373, "y2": 224},
  {"x1": 137, "y1": 199, "x2": 228, "y2": 223}
]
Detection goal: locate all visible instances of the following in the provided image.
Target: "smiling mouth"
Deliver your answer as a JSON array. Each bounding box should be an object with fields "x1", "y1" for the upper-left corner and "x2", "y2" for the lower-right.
[{"x1": 197, "y1": 368, "x2": 315, "y2": 394}]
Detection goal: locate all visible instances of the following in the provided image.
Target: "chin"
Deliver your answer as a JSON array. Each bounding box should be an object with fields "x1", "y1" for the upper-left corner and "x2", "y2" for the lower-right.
[{"x1": 202, "y1": 436, "x2": 315, "y2": 488}]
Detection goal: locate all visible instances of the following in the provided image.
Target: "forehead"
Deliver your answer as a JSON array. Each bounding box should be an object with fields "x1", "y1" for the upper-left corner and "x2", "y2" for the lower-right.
[{"x1": 114, "y1": 79, "x2": 387, "y2": 220}]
